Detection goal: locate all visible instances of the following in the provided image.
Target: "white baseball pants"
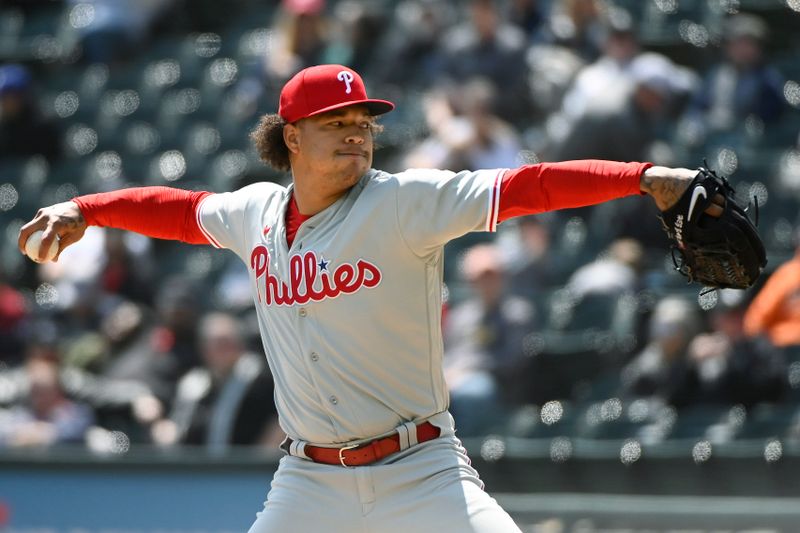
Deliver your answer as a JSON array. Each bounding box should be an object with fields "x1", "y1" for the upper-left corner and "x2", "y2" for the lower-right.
[{"x1": 247, "y1": 435, "x2": 521, "y2": 533}]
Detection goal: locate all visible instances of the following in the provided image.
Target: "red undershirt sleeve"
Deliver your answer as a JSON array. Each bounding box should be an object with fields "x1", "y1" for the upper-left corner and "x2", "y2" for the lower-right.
[
  {"x1": 497, "y1": 160, "x2": 652, "y2": 223},
  {"x1": 72, "y1": 187, "x2": 213, "y2": 245}
]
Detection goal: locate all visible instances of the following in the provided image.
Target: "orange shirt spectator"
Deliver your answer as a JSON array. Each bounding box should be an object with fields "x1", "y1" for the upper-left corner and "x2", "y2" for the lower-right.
[{"x1": 744, "y1": 252, "x2": 800, "y2": 347}]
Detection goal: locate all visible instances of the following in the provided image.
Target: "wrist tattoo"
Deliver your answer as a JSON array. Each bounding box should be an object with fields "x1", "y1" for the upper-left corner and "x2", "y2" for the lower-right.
[{"x1": 642, "y1": 171, "x2": 688, "y2": 211}]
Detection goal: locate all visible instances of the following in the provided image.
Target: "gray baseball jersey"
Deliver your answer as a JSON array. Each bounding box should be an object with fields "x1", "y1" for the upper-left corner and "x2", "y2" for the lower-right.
[
  {"x1": 198, "y1": 167, "x2": 522, "y2": 532},
  {"x1": 197, "y1": 167, "x2": 503, "y2": 445}
]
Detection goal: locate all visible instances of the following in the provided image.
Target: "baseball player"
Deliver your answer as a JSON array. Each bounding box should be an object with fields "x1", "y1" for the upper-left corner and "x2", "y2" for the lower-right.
[{"x1": 19, "y1": 64, "x2": 722, "y2": 532}]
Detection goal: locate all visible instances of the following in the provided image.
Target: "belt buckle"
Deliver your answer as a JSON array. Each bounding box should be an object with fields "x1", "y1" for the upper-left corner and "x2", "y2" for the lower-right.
[{"x1": 338, "y1": 443, "x2": 360, "y2": 468}]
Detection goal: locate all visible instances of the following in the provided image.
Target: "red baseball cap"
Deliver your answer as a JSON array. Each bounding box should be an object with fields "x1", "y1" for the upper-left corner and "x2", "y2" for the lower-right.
[{"x1": 278, "y1": 64, "x2": 395, "y2": 123}]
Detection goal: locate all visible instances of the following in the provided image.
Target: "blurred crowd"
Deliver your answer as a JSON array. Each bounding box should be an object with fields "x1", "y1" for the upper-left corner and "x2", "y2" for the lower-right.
[{"x1": 1, "y1": 0, "x2": 800, "y2": 453}]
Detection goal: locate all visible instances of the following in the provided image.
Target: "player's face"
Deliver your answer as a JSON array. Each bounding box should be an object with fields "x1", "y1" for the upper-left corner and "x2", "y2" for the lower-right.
[{"x1": 289, "y1": 105, "x2": 375, "y2": 191}]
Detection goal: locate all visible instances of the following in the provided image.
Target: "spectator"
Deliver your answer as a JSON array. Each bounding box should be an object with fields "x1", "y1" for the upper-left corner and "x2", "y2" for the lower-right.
[
  {"x1": 681, "y1": 13, "x2": 784, "y2": 146},
  {"x1": 624, "y1": 293, "x2": 787, "y2": 408},
  {"x1": 401, "y1": 87, "x2": 465, "y2": 170},
  {"x1": 373, "y1": 0, "x2": 452, "y2": 88},
  {"x1": 102, "y1": 277, "x2": 203, "y2": 402},
  {"x1": 98, "y1": 229, "x2": 156, "y2": 306},
  {"x1": 500, "y1": 215, "x2": 560, "y2": 301},
  {"x1": 0, "y1": 356, "x2": 94, "y2": 448},
  {"x1": 567, "y1": 237, "x2": 644, "y2": 297},
  {"x1": 0, "y1": 339, "x2": 59, "y2": 409},
  {"x1": 546, "y1": 54, "x2": 692, "y2": 231},
  {"x1": 559, "y1": 10, "x2": 640, "y2": 122},
  {"x1": 71, "y1": 299, "x2": 149, "y2": 375},
  {"x1": 550, "y1": 52, "x2": 692, "y2": 162},
  {"x1": 325, "y1": 1, "x2": 388, "y2": 75},
  {"x1": 0, "y1": 322, "x2": 163, "y2": 443},
  {"x1": 150, "y1": 312, "x2": 280, "y2": 451},
  {"x1": 403, "y1": 79, "x2": 523, "y2": 171},
  {"x1": 621, "y1": 296, "x2": 700, "y2": 401},
  {"x1": 66, "y1": 0, "x2": 176, "y2": 64},
  {"x1": 744, "y1": 230, "x2": 800, "y2": 350},
  {"x1": 0, "y1": 64, "x2": 60, "y2": 162},
  {"x1": 668, "y1": 293, "x2": 786, "y2": 408},
  {"x1": 0, "y1": 264, "x2": 27, "y2": 366},
  {"x1": 439, "y1": 0, "x2": 531, "y2": 126},
  {"x1": 443, "y1": 243, "x2": 536, "y2": 435},
  {"x1": 537, "y1": 0, "x2": 607, "y2": 62},
  {"x1": 506, "y1": 0, "x2": 545, "y2": 40},
  {"x1": 36, "y1": 228, "x2": 154, "y2": 373},
  {"x1": 263, "y1": 0, "x2": 333, "y2": 85},
  {"x1": 457, "y1": 78, "x2": 524, "y2": 169}
]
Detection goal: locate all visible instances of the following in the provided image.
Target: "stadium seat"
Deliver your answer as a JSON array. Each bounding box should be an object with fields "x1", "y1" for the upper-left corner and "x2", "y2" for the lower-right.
[
  {"x1": 736, "y1": 403, "x2": 798, "y2": 440},
  {"x1": 666, "y1": 405, "x2": 731, "y2": 441},
  {"x1": 0, "y1": 8, "x2": 24, "y2": 60},
  {"x1": 6, "y1": 3, "x2": 66, "y2": 62},
  {"x1": 578, "y1": 405, "x2": 647, "y2": 441}
]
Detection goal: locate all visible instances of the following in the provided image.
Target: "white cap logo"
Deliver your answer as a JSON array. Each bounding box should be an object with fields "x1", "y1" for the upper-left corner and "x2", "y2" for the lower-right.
[{"x1": 337, "y1": 70, "x2": 354, "y2": 94}]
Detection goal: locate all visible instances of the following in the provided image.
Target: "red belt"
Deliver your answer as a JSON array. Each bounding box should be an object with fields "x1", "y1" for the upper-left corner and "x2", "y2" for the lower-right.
[{"x1": 294, "y1": 422, "x2": 441, "y2": 467}]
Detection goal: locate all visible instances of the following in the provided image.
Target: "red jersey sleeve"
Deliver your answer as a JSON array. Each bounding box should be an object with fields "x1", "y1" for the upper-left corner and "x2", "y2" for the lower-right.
[
  {"x1": 497, "y1": 160, "x2": 651, "y2": 222},
  {"x1": 73, "y1": 187, "x2": 213, "y2": 245}
]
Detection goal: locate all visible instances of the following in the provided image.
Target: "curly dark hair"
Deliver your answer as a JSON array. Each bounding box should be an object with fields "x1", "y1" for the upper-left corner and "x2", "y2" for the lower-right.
[
  {"x1": 250, "y1": 113, "x2": 386, "y2": 173},
  {"x1": 251, "y1": 114, "x2": 291, "y2": 172}
]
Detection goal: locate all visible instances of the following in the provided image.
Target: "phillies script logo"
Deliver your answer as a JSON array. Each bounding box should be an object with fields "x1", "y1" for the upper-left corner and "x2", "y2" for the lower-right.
[{"x1": 249, "y1": 246, "x2": 382, "y2": 306}]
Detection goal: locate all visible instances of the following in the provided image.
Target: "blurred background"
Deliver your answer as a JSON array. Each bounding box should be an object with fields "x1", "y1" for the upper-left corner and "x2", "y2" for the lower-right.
[{"x1": 1, "y1": 0, "x2": 800, "y2": 531}]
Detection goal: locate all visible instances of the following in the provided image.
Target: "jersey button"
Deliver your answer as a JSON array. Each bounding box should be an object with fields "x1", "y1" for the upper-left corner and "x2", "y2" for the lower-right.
[
  {"x1": 298, "y1": 308, "x2": 307, "y2": 317},
  {"x1": 310, "y1": 352, "x2": 319, "y2": 362},
  {"x1": 329, "y1": 395, "x2": 338, "y2": 405}
]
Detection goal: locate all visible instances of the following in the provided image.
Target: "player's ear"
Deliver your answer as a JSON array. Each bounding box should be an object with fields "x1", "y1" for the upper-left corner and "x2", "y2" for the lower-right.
[{"x1": 283, "y1": 123, "x2": 300, "y2": 154}]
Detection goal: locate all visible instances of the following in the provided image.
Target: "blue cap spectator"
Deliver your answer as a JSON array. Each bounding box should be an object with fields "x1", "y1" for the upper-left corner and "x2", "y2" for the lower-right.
[{"x1": 0, "y1": 64, "x2": 32, "y2": 95}]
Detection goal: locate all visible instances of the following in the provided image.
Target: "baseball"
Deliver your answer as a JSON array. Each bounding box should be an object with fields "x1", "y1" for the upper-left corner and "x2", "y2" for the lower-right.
[{"x1": 24, "y1": 230, "x2": 59, "y2": 263}]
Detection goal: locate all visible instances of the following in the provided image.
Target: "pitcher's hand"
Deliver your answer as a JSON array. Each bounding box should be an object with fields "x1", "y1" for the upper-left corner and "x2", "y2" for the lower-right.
[{"x1": 18, "y1": 201, "x2": 87, "y2": 262}]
